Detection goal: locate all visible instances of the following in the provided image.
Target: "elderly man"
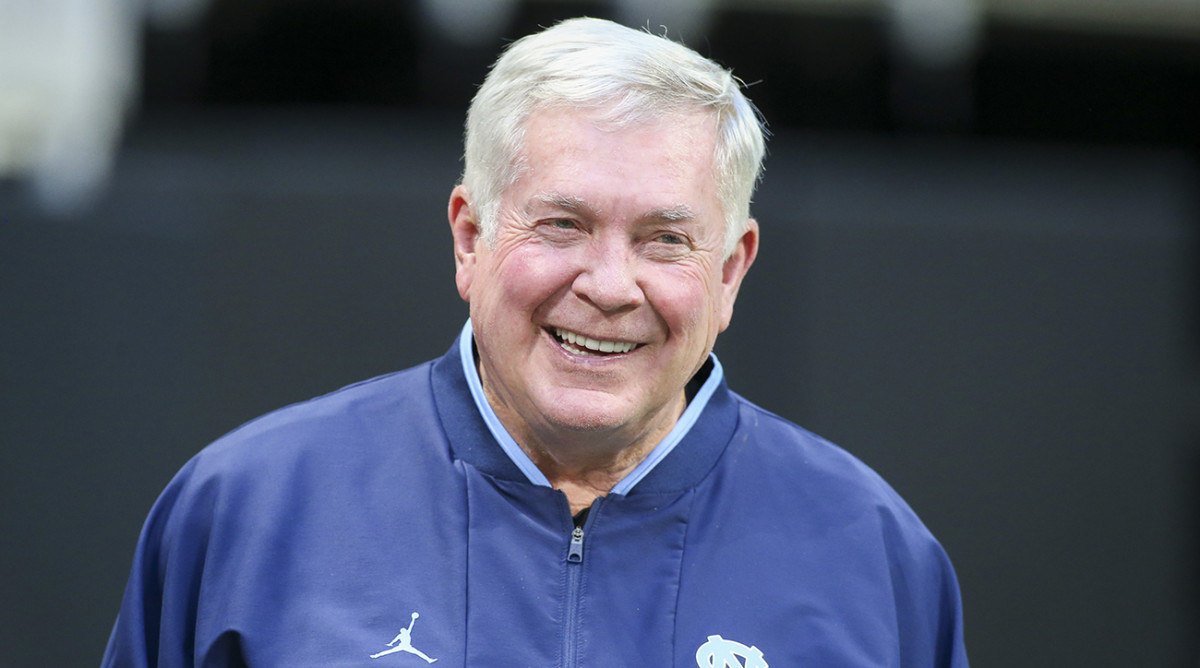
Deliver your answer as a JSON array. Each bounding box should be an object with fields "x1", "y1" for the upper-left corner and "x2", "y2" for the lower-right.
[{"x1": 104, "y1": 17, "x2": 967, "y2": 667}]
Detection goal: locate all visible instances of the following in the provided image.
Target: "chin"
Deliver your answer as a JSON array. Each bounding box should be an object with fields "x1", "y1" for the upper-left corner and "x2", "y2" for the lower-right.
[
  {"x1": 543, "y1": 408, "x2": 627, "y2": 434},
  {"x1": 536, "y1": 395, "x2": 632, "y2": 434}
]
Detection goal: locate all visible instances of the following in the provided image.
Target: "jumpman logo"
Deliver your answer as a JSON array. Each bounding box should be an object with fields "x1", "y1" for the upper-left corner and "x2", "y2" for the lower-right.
[
  {"x1": 695, "y1": 634, "x2": 768, "y2": 668},
  {"x1": 370, "y1": 612, "x2": 438, "y2": 663}
]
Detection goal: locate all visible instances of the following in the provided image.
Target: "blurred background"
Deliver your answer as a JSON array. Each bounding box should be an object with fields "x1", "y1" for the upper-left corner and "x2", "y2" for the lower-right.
[{"x1": 1, "y1": 0, "x2": 1197, "y2": 665}]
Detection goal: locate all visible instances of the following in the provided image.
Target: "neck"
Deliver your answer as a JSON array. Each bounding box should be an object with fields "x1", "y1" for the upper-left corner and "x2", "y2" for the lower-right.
[
  {"x1": 554, "y1": 477, "x2": 625, "y2": 517},
  {"x1": 489, "y1": 389, "x2": 687, "y2": 515},
  {"x1": 520, "y1": 425, "x2": 674, "y2": 515}
]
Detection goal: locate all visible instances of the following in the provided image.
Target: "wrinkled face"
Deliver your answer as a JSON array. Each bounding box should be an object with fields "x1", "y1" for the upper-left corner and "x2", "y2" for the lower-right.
[{"x1": 450, "y1": 107, "x2": 757, "y2": 452}]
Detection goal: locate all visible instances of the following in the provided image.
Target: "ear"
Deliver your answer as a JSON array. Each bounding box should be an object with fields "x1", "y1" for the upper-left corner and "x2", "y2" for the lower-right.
[
  {"x1": 448, "y1": 185, "x2": 481, "y2": 302},
  {"x1": 717, "y1": 219, "x2": 759, "y2": 332}
]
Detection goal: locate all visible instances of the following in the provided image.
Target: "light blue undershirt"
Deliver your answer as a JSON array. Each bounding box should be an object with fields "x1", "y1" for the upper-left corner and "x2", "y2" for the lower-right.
[{"x1": 457, "y1": 319, "x2": 724, "y2": 494}]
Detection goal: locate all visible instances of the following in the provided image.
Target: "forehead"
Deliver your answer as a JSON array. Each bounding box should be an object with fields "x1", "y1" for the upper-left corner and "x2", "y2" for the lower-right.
[
  {"x1": 520, "y1": 104, "x2": 716, "y2": 155},
  {"x1": 510, "y1": 107, "x2": 721, "y2": 209}
]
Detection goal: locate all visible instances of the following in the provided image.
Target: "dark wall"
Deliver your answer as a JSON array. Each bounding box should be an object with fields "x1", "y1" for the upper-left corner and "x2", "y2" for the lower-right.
[{"x1": 2, "y1": 3, "x2": 1198, "y2": 666}]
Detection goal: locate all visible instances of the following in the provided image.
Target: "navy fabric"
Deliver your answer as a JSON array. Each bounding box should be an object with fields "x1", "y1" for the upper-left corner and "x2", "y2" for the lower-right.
[{"x1": 104, "y1": 339, "x2": 968, "y2": 667}]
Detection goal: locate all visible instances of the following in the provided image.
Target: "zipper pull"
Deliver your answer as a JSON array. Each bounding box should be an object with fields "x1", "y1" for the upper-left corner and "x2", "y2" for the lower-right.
[{"x1": 567, "y1": 526, "x2": 585, "y2": 563}]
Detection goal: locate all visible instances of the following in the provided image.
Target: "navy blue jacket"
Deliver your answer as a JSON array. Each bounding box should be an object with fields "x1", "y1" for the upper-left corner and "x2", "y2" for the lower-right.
[{"x1": 104, "y1": 333, "x2": 968, "y2": 667}]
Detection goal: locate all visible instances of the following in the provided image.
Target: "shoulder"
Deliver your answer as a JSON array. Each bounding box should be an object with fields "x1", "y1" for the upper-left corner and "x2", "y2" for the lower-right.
[
  {"x1": 713, "y1": 391, "x2": 961, "y2": 589},
  {"x1": 703, "y1": 393, "x2": 968, "y2": 666},
  {"x1": 727, "y1": 394, "x2": 898, "y2": 498},
  {"x1": 198, "y1": 362, "x2": 437, "y2": 471},
  {"x1": 155, "y1": 361, "x2": 446, "y2": 526},
  {"x1": 721, "y1": 392, "x2": 940, "y2": 545},
  {"x1": 150, "y1": 357, "x2": 454, "y2": 535}
]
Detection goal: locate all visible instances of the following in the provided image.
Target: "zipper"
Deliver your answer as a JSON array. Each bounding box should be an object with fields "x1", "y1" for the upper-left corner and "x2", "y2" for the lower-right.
[
  {"x1": 563, "y1": 504, "x2": 595, "y2": 667},
  {"x1": 567, "y1": 527, "x2": 585, "y2": 563}
]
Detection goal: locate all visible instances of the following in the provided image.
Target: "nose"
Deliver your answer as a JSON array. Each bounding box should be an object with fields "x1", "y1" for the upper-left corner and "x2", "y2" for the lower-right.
[{"x1": 571, "y1": 241, "x2": 644, "y2": 312}]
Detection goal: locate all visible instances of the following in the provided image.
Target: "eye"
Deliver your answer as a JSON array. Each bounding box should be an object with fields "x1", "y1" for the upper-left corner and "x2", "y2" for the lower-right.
[
  {"x1": 535, "y1": 217, "x2": 585, "y2": 242},
  {"x1": 655, "y1": 232, "x2": 687, "y2": 245},
  {"x1": 541, "y1": 218, "x2": 582, "y2": 232}
]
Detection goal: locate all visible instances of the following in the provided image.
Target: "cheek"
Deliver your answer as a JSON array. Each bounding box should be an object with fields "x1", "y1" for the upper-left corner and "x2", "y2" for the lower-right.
[
  {"x1": 496, "y1": 247, "x2": 577, "y2": 307},
  {"x1": 647, "y1": 265, "x2": 723, "y2": 335}
]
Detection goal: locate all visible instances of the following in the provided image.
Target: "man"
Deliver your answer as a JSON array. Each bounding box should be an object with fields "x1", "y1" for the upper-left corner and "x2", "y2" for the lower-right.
[{"x1": 104, "y1": 17, "x2": 968, "y2": 667}]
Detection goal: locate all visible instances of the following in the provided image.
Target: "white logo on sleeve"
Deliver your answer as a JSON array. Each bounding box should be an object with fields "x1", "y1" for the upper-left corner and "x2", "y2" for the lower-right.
[
  {"x1": 370, "y1": 612, "x2": 438, "y2": 663},
  {"x1": 695, "y1": 634, "x2": 768, "y2": 668}
]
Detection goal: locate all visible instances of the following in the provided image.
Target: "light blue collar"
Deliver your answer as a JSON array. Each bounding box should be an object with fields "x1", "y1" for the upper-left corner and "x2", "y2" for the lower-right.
[{"x1": 456, "y1": 319, "x2": 724, "y2": 494}]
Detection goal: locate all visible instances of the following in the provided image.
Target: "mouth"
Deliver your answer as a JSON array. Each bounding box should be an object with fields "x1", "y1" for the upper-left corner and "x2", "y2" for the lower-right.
[{"x1": 550, "y1": 327, "x2": 640, "y2": 357}]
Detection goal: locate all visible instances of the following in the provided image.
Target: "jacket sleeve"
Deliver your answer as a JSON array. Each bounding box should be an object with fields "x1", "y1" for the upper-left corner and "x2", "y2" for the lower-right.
[
  {"x1": 883, "y1": 505, "x2": 970, "y2": 667},
  {"x1": 928, "y1": 540, "x2": 969, "y2": 667},
  {"x1": 102, "y1": 459, "x2": 212, "y2": 668}
]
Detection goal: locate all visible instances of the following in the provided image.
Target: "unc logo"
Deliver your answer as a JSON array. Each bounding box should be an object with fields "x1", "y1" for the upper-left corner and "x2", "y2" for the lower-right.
[{"x1": 695, "y1": 634, "x2": 768, "y2": 668}]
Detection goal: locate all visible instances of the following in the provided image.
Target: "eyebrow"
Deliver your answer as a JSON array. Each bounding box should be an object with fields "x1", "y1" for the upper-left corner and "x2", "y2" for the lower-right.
[
  {"x1": 527, "y1": 193, "x2": 696, "y2": 223},
  {"x1": 648, "y1": 204, "x2": 696, "y2": 222},
  {"x1": 527, "y1": 193, "x2": 595, "y2": 216}
]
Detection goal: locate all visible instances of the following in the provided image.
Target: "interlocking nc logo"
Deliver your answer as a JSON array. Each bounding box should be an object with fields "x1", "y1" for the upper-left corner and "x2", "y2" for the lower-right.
[{"x1": 695, "y1": 634, "x2": 768, "y2": 668}]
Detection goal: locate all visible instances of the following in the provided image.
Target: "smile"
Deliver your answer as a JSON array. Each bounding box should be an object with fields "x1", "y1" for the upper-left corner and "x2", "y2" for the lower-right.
[{"x1": 552, "y1": 327, "x2": 639, "y2": 356}]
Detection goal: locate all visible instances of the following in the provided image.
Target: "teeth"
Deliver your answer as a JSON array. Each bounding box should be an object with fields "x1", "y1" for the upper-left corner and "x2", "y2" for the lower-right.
[{"x1": 554, "y1": 328, "x2": 637, "y2": 355}]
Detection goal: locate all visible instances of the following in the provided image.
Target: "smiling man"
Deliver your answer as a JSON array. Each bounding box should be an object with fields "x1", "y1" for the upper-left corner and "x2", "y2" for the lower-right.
[
  {"x1": 105, "y1": 18, "x2": 968, "y2": 667},
  {"x1": 451, "y1": 105, "x2": 756, "y2": 515}
]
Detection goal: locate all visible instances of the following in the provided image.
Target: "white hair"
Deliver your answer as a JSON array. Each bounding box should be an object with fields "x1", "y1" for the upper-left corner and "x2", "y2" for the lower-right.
[{"x1": 462, "y1": 17, "x2": 767, "y2": 258}]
